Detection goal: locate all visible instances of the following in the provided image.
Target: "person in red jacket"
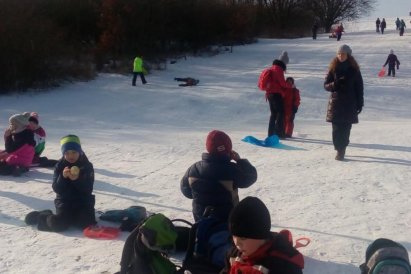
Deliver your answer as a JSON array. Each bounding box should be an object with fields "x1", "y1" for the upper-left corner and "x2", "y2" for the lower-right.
[
  {"x1": 264, "y1": 51, "x2": 292, "y2": 139},
  {"x1": 283, "y1": 77, "x2": 301, "y2": 138},
  {"x1": 220, "y1": 196, "x2": 304, "y2": 274}
]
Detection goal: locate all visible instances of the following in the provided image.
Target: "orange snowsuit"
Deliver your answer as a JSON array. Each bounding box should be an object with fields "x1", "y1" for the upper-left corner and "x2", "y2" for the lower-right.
[{"x1": 283, "y1": 87, "x2": 301, "y2": 137}]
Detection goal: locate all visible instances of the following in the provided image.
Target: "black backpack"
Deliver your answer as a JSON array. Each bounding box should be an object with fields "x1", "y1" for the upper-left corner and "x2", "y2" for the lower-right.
[
  {"x1": 118, "y1": 213, "x2": 179, "y2": 274},
  {"x1": 360, "y1": 238, "x2": 411, "y2": 274}
]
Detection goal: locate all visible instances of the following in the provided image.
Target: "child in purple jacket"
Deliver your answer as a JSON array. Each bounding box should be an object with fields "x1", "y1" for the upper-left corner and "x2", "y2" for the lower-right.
[{"x1": 383, "y1": 49, "x2": 400, "y2": 77}]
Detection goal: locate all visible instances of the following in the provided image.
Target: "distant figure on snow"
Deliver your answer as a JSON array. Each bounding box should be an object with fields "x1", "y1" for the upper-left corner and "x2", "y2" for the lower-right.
[
  {"x1": 399, "y1": 19, "x2": 406, "y2": 36},
  {"x1": 376, "y1": 18, "x2": 381, "y2": 33},
  {"x1": 174, "y1": 77, "x2": 199, "y2": 87},
  {"x1": 383, "y1": 49, "x2": 400, "y2": 77},
  {"x1": 380, "y1": 18, "x2": 386, "y2": 34},
  {"x1": 324, "y1": 45, "x2": 364, "y2": 161},
  {"x1": 132, "y1": 55, "x2": 147, "y2": 86},
  {"x1": 336, "y1": 23, "x2": 344, "y2": 41},
  {"x1": 395, "y1": 18, "x2": 401, "y2": 30},
  {"x1": 312, "y1": 22, "x2": 318, "y2": 40}
]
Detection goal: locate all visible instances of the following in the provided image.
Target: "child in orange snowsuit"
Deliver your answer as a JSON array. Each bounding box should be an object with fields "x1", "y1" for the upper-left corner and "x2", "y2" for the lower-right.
[{"x1": 283, "y1": 77, "x2": 300, "y2": 138}]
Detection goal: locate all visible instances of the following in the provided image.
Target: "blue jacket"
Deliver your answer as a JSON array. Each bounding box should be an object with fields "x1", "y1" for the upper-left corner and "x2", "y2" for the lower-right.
[{"x1": 180, "y1": 153, "x2": 257, "y2": 222}]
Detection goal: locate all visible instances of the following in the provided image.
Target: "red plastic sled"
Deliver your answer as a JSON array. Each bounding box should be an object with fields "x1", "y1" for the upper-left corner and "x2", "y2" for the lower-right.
[
  {"x1": 378, "y1": 67, "x2": 386, "y2": 77},
  {"x1": 83, "y1": 225, "x2": 120, "y2": 239}
]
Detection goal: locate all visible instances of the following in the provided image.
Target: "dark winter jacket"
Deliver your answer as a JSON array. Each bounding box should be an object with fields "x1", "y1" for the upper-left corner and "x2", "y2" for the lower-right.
[
  {"x1": 220, "y1": 233, "x2": 304, "y2": 274},
  {"x1": 180, "y1": 153, "x2": 257, "y2": 222},
  {"x1": 4, "y1": 128, "x2": 35, "y2": 153},
  {"x1": 324, "y1": 60, "x2": 364, "y2": 124},
  {"x1": 383, "y1": 54, "x2": 400, "y2": 68},
  {"x1": 52, "y1": 154, "x2": 95, "y2": 210}
]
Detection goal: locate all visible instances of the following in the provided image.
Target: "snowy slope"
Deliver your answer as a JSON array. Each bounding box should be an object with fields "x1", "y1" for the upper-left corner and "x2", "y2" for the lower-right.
[{"x1": 0, "y1": 18, "x2": 410, "y2": 274}]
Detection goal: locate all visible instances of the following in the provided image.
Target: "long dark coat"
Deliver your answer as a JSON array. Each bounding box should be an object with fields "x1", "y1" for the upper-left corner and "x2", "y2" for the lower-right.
[{"x1": 324, "y1": 60, "x2": 364, "y2": 124}]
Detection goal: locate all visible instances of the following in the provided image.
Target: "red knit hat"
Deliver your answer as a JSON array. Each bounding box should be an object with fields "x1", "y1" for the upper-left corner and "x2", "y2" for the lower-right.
[{"x1": 206, "y1": 130, "x2": 232, "y2": 156}]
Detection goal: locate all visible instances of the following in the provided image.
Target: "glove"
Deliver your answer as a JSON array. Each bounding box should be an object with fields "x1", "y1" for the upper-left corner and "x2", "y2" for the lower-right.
[
  {"x1": 293, "y1": 106, "x2": 298, "y2": 114},
  {"x1": 397, "y1": 66, "x2": 399, "y2": 70},
  {"x1": 357, "y1": 106, "x2": 362, "y2": 114}
]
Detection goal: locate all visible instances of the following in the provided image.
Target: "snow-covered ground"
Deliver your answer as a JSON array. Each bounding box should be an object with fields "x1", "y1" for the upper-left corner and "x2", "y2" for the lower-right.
[{"x1": 0, "y1": 18, "x2": 410, "y2": 274}]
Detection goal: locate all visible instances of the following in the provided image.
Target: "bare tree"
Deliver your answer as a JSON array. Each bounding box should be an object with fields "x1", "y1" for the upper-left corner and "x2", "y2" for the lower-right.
[{"x1": 306, "y1": 0, "x2": 376, "y2": 32}]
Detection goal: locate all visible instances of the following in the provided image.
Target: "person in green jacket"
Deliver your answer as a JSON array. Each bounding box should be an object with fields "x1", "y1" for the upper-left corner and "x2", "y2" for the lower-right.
[{"x1": 132, "y1": 56, "x2": 147, "y2": 86}]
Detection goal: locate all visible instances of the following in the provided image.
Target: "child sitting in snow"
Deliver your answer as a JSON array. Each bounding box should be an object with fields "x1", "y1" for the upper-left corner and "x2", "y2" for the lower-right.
[
  {"x1": 283, "y1": 77, "x2": 301, "y2": 138},
  {"x1": 26, "y1": 112, "x2": 46, "y2": 165},
  {"x1": 220, "y1": 196, "x2": 304, "y2": 274},
  {"x1": 25, "y1": 135, "x2": 96, "y2": 232},
  {"x1": 180, "y1": 130, "x2": 257, "y2": 222},
  {"x1": 0, "y1": 113, "x2": 36, "y2": 176},
  {"x1": 383, "y1": 49, "x2": 400, "y2": 77},
  {"x1": 26, "y1": 112, "x2": 58, "y2": 167}
]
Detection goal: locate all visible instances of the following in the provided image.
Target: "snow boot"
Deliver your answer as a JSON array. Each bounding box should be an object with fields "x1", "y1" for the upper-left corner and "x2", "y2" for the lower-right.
[
  {"x1": 37, "y1": 211, "x2": 54, "y2": 231},
  {"x1": 25, "y1": 210, "x2": 53, "y2": 225},
  {"x1": 335, "y1": 148, "x2": 346, "y2": 161},
  {"x1": 12, "y1": 166, "x2": 29, "y2": 177}
]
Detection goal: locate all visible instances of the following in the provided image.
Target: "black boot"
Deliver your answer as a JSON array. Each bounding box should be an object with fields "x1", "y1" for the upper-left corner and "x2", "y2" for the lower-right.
[
  {"x1": 37, "y1": 211, "x2": 54, "y2": 231},
  {"x1": 12, "y1": 166, "x2": 29, "y2": 177},
  {"x1": 335, "y1": 148, "x2": 346, "y2": 161},
  {"x1": 25, "y1": 210, "x2": 53, "y2": 225}
]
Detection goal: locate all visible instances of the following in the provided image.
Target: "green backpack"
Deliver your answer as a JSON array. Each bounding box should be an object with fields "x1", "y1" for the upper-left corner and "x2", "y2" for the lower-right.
[{"x1": 119, "y1": 213, "x2": 179, "y2": 274}]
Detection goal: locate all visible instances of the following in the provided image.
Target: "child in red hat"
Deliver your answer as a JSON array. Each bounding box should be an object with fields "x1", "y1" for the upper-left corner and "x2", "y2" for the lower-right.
[{"x1": 180, "y1": 130, "x2": 257, "y2": 222}]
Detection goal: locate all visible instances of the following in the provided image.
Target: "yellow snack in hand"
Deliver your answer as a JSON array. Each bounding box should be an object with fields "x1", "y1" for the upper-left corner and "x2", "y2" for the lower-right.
[{"x1": 70, "y1": 166, "x2": 80, "y2": 176}]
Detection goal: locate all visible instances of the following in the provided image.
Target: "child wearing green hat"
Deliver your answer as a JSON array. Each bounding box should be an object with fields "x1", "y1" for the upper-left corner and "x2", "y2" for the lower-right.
[{"x1": 25, "y1": 135, "x2": 96, "y2": 232}]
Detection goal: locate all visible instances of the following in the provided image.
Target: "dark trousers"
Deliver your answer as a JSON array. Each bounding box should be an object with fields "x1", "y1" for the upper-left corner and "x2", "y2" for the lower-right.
[
  {"x1": 39, "y1": 205, "x2": 96, "y2": 232},
  {"x1": 337, "y1": 33, "x2": 342, "y2": 41},
  {"x1": 267, "y1": 93, "x2": 285, "y2": 137},
  {"x1": 332, "y1": 123, "x2": 352, "y2": 150},
  {"x1": 132, "y1": 72, "x2": 147, "y2": 85},
  {"x1": 388, "y1": 65, "x2": 396, "y2": 77}
]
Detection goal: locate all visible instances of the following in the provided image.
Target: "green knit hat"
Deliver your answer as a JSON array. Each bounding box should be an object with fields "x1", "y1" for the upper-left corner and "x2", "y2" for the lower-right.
[{"x1": 60, "y1": 135, "x2": 82, "y2": 155}]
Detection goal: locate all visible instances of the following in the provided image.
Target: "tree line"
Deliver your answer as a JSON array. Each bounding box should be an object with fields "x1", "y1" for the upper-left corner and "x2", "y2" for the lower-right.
[{"x1": 0, "y1": 0, "x2": 375, "y2": 92}]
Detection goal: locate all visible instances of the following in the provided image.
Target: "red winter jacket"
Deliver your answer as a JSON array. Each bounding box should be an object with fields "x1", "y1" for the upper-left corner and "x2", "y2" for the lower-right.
[
  {"x1": 265, "y1": 61, "x2": 292, "y2": 97},
  {"x1": 283, "y1": 87, "x2": 301, "y2": 117},
  {"x1": 221, "y1": 233, "x2": 304, "y2": 274}
]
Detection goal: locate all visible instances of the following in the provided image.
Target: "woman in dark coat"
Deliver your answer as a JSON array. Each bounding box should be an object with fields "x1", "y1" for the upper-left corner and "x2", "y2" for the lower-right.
[{"x1": 324, "y1": 45, "x2": 364, "y2": 161}]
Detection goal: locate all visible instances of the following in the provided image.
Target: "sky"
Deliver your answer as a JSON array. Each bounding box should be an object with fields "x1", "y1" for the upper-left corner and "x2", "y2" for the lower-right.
[
  {"x1": 371, "y1": 0, "x2": 411, "y2": 18},
  {"x1": 0, "y1": 18, "x2": 410, "y2": 274}
]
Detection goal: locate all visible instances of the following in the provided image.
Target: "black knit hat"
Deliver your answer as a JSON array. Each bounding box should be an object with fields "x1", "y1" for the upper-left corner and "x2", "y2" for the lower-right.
[{"x1": 229, "y1": 196, "x2": 271, "y2": 239}]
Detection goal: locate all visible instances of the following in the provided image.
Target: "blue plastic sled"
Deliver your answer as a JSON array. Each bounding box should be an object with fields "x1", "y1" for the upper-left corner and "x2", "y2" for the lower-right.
[
  {"x1": 242, "y1": 135, "x2": 305, "y2": 151},
  {"x1": 241, "y1": 135, "x2": 280, "y2": 147}
]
